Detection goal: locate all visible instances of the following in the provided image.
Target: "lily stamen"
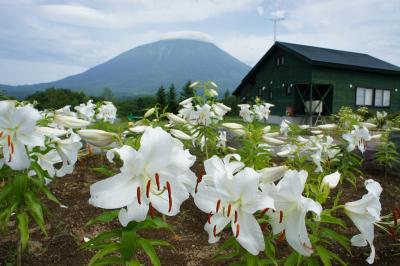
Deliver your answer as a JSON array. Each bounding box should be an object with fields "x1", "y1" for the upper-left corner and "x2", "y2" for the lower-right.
[
  {"x1": 166, "y1": 181, "x2": 172, "y2": 212},
  {"x1": 207, "y1": 212, "x2": 212, "y2": 224},
  {"x1": 216, "y1": 199, "x2": 221, "y2": 213},
  {"x1": 279, "y1": 211, "x2": 283, "y2": 223},
  {"x1": 155, "y1": 173, "x2": 160, "y2": 190},
  {"x1": 235, "y1": 224, "x2": 240, "y2": 238},
  {"x1": 136, "y1": 186, "x2": 141, "y2": 204},
  {"x1": 149, "y1": 202, "x2": 155, "y2": 219},
  {"x1": 227, "y1": 204, "x2": 232, "y2": 217},
  {"x1": 234, "y1": 210, "x2": 238, "y2": 224},
  {"x1": 213, "y1": 225, "x2": 217, "y2": 237},
  {"x1": 146, "y1": 180, "x2": 151, "y2": 198}
]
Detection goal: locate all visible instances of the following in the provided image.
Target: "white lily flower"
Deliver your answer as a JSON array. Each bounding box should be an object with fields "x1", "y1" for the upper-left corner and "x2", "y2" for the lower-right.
[
  {"x1": 299, "y1": 125, "x2": 310, "y2": 130},
  {"x1": 54, "y1": 114, "x2": 90, "y2": 129},
  {"x1": 258, "y1": 165, "x2": 288, "y2": 183},
  {"x1": 238, "y1": 104, "x2": 254, "y2": 123},
  {"x1": 96, "y1": 101, "x2": 117, "y2": 123},
  {"x1": 280, "y1": 120, "x2": 291, "y2": 136},
  {"x1": 370, "y1": 134, "x2": 381, "y2": 140},
  {"x1": 344, "y1": 179, "x2": 382, "y2": 264},
  {"x1": 194, "y1": 155, "x2": 274, "y2": 255},
  {"x1": 75, "y1": 99, "x2": 96, "y2": 121},
  {"x1": 55, "y1": 105, "x2": 76, "y2": 117},
  {"x1": 265, "y1": 170, "x2": 322, "y2": 256},
  {"x1": 212, "y1": 103, "x2": 231, "y2": 119},
  {"x1": 78, "y1": 129, "x2": 117, "y2": 147},
  {"x1": 32, "y1": 149, "x2": 62, "y2": 177},
  {"x1": 129, "y1": 125, "x2": 148, "y2": 133},
  {"x1": 222, "y1": 123, "x2": 243, "y2": 130},
  {"x1": 277, "y1": 144, "x2": 297, "y2": 157},
  {"x1": 216, "y1": 131, "x2": 227, "y2": 148},
  {"x1": 89, "y1": 127, "x2": 196, "y2": 226},
  {"x1": 53, "y1": 131, "x2": 83, "y2": 177},
  {"x1": 342, "y1": 125, "x2": 371, "y2": 153},
  {"x1": 321, "y1": 171, "x2": 341, "y2": 189},
  {"x1": 376, "y1": 111, "x2": 387, "y2": 121},
  {"x1": 170, "y1": 129, "x2": 192, "y2": 140},
  {"x1": 310, "y1": 130, "x2": 323, "y2": 135},
  {"x1": 0, "y1": 100, "x2": 44, "y2": 170}
]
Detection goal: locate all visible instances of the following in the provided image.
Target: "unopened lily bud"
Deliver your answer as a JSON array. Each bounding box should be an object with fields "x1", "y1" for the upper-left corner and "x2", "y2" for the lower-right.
[
  {"x1": 209, "y1": 88, "x2": 218, "y2": 97},
  {"x1": 310, "y1": 130, "x2": 323, "y2": 135},
  {"x1": 210, "y1": 81, "x2": 218, "y2": 88},
  {"x1": 370, "y1": 134, "x2": 382, "y2": 140},
  {"x1": 36, "y1": 127, "x2": 67, "y2": 137},
  {"x1": 263, "y1": 126, "x2": 271, "y2": 133},
  {"x1": 166, "y1": 113, "x2": 187, "y2": 124},
  {"x1": 359, "y1": 122, "x2": 377, "y2": 130},
  {"x1": 232, "y1": 128, "x2": 246, "y2": 136},
  {"x1": 144, "y1": 107, "x2": 156, "y2": 118},
  {"x1": 129, "y1": 125, "x2": 148, "y2": 133},
  {"x1": 262, "y1": 135, "x2": 285, "y2": 145},
  {"x1": 258, "y1": 165, "x2": 288, "y2": 183},
  {"x1": 222, "y1": 123, "x2": 244, "y2": 130},
  {"x1": 54, "y1": 114, "x2": 90, "y2": 128},
  {"x1": 189, "y1": 81, "x2": 199, "y2": 88},
  {"x1": 322, "y1": 171, "x2": 341, "y2": 189},
  {"x1": 170, "y1": 129, "x2": 192, "y2": 140},
  {"x1": 317, "y1": 124, "x2": 338, "y2": 130},
  {"x1": 78, "y1": 129, "x2": 117, "y2": 147},
  {"x1": 179, "y1": 97, "x2": 193, "y2": 106},
  {"x1": 264, "y1": 132, "x2": 279, "y2": 137}
]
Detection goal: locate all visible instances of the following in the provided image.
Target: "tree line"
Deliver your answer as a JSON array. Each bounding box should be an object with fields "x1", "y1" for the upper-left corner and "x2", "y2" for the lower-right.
[{"x1": 6, "y1": 82, "x2": 238, "y2": 118}]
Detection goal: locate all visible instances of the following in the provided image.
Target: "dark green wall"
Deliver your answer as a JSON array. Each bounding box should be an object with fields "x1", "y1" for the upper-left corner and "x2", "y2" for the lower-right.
[
  {"x1": 239, "y1": 46, "x2": 400, "y2": 115},
  {"x1": 312, "y1": 66, "x2": 400, "y2": 113},
  {"x1": 239, "y1": 47, "x2": 311, "y2": 115}
]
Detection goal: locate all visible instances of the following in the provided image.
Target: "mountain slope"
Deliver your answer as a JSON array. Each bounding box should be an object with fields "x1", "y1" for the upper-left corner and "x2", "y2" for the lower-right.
[{"x1": 1, "y1": 39, "x2": 251, "y2": 97}]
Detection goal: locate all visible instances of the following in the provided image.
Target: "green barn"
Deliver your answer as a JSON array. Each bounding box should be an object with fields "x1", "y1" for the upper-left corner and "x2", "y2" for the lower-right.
[{"x1": 233, "y1": 42, "x2": 400, "y2": 124}]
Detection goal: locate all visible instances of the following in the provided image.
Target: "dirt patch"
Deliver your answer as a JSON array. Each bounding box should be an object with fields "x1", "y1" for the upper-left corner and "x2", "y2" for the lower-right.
[{"x1": 1, "y1": 156, "x2": 400, "y2": 265}]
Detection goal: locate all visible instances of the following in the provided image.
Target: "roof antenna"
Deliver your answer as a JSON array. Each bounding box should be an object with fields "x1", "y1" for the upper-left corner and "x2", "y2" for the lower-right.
[{"x1": 269, "y1": 11, "x2": 285, "y2": 42}]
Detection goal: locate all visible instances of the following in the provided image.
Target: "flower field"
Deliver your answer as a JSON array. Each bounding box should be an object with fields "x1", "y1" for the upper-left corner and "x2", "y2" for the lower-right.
[{"x1": 1, "y1": 81, "x2": 400, "y2": 266}]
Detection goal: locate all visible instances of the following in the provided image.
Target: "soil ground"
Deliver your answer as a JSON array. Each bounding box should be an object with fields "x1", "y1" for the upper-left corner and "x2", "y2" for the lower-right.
[{"x1": 1, "y1": 155, "x2": 400, "y2": 266}]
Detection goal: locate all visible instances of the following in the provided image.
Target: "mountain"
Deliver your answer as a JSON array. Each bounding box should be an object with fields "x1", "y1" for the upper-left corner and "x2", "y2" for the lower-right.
[{"x1": 1, "y1": 39, "x2": 251, "y2": 98}]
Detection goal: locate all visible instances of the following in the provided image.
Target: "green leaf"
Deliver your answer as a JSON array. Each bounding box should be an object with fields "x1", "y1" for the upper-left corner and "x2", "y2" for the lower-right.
[
  {"x1": 320, "y1": 228, "x2": 350, "y2": 253},
  {"x1": 245, "y1": 252, "x2": 257, "y2": 266},
  {"x1": 138, "y1": 238, "x2": 161, "y2": 266},
  {"x1": 213, "y1": 237, "x2": 236, "y2": 257},
  {"x1": 320, "y1": 214, "x2": 346, "y2": 228},
  {"x1": 24, "y1": 191, "x2": 47, "y2": 235},
  {"x1": 121, "y1": 229, "x2": 137, "y2": 261},
  {"x1": 315, "y1": 246, "x2": 332, "y2": 266},
  {"x1": 148, "y1": 239, "x2": 172, "y2": 248},
  {"x1": 91, "y1": 167, "x2": 116, "y2": 177},
  {"x1": 88, "y1": 243, "x2": 120, "y2": 266},
  {"x1": 284, "y1": 252, "x2": 299, "y2": 266},
  {"x1": 82, "y1": 229, "x2": 122, "y2": 249},
  {"x1": 17, "y1": 212, "x2": 29, "y2": 250},
  {"x1": 40, "y1": 185, "x2": 61, "y2": 205},
  {"x1": 91, "y1": 256, "x2": 124, "y2": 266},
  {"x1": 0, "y1": 184, "x2": 13, "y2": 202},
  {"x1": 86, "y1": 210, "x2": 120, "y2": 226},
  {"x1": 14, "y1": 173, "x2": 28, "y2": 200}
]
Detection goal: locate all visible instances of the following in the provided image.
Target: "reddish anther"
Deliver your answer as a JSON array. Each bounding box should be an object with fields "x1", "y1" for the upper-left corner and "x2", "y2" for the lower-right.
[
  {"x1": 235, "y1": 224, "x2": 240, "y2": 238},
  {"x1": 149, "y1": 202, "x2": 155, "y2": 219},
  {"x1": 7, "y1": 135, "x2": 11, "y2": 147},
  {"x1": 278, "y1": 230, "x2": 286, "y2": 242},
  {"x1": 227, "y1": 204, "x2": 232, "y2": 217},
  {"x1": 146, "y1": 180, "x2": 151, "y2": 198},
  {"x1": 279, "y1": 211, "x2": 283, "y2": 223},
  {"x1": 234, "y1": 210, "x2": 238, "y2": 224},
  {"x1": 11, "y1": 142, "x2": 14, "y2": 154},
  {"x1": 216, "y1": 199, "x2": 221, "y2": 213},
  {"x1": 166, "y1": 181, "x2": 172, "y2": 212},
  {"x1": 155, "y1": 173, "x2": 160, "y2": 190},
  {"x1": 136, "y1": 186, "x2": 141, "y2": 204},
  {"x1": 213, "y1": 225, "x2": 217, "y2": 237}
]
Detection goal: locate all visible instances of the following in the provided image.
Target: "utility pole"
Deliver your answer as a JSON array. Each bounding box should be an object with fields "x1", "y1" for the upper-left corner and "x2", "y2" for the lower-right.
[{"x1": 269, "y1": 17, "x2": 284, "y2": 42}]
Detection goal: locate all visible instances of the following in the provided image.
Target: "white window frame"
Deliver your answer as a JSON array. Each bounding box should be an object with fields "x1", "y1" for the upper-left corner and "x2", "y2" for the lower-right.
[
  {"x1": 356, "y1": 87, "x2": 373, "y2": 106},
  {"x1": 374, "y1": 89, "x2": 391, "y2": 107}
]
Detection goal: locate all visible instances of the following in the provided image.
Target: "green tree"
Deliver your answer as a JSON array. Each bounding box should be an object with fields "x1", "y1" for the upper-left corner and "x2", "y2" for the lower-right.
[
  {"x1": 25, "y1": 87, "x2": 89, "y2": 110},
  {"x1": 100, "y1": 88, "x2": 115, "y2": 101},
  {"x1": 156, "y1": 86, "x2": 167, "y2": 109},
  {"x1": 167, "y1": 83, "x2": 178, "y2": 113},
  {"x1": 179, "y1": 80, "x2": 194, "y2": 102}
]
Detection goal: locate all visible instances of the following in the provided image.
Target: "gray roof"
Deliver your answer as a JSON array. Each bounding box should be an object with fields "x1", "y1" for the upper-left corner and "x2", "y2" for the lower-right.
[{"x1": 277, "y1": 42, "x2": 400, "y2": 72}]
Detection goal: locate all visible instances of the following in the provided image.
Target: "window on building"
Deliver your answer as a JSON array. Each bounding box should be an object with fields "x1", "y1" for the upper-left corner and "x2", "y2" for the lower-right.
[
  {"x1": 356, "y1": 87, "x2": 373, "y2": 106},
  {"x1": 374, "y1": 89, "x2": 391, "y2": 107},
  {"x1": 286, "y1": 85, "x2": 292, "y2": 96},
  {"x1": 276, "y1": 56, "x2": 285, "y2": 66}
]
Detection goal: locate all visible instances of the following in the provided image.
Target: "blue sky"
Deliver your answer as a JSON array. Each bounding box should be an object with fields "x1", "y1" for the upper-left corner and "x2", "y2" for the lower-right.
[{"x1": 1, "y1": 0, "x2": 399, "y2": 85}]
